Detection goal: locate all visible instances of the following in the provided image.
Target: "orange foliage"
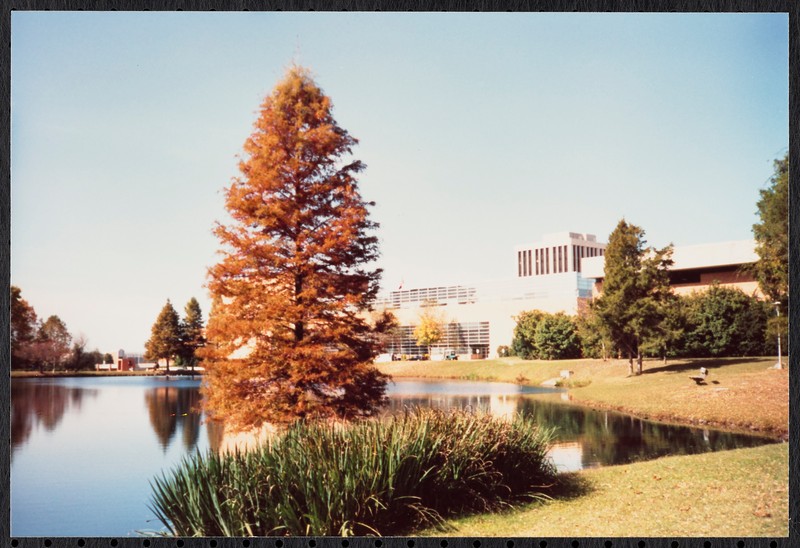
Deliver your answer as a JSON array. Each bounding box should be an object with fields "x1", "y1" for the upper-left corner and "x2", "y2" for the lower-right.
[{"x1": 201, "y1": 66, "x2": 391, "y2": 430}]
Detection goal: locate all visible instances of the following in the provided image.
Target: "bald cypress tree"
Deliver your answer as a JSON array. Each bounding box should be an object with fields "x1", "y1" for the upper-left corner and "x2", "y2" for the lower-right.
[{"x1": 202, "y1": 66, "x2": 389, "y2": 429}]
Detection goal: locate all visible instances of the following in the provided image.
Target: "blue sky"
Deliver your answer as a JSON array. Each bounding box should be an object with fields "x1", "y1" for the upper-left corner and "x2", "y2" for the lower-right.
[{"x1": 11, "y1": 12, "x2": 788, "y2": 353}]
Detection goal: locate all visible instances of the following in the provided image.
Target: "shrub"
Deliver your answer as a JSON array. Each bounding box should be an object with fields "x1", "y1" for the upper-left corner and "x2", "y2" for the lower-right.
[
  {"x1": 149, "y1": 408, "x2": 557, "y2": 536},
  {"x1": 511, "y1": 310, "x2": 546, "y2": 359},
  {"x1": 533, "y1": 313, "x2": 581, "y2": 360},
  {"x1": 512, "y1": 311, "x2": 582, "y2": 360},
  {"x1": 683, "y1": 285, "x2": 770, "y2": 357}
]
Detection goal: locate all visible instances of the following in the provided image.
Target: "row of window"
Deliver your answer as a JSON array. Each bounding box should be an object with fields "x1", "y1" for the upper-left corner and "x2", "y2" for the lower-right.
[
  {"x1": 518, "y1": 245, "x2": 604, "y2": 277},
  {"x1": 385, "y1": 321, "x2": 490, "y2": 356},
  {"x1": 375, "y1": 285, "x2": 477, "y2": 308}
]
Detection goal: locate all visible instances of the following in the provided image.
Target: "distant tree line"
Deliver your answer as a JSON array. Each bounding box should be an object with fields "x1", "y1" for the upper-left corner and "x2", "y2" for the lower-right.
[
  {"x1": 10, "y1": 286, "x2": 107, "y2": 372},
  {"x1": 511, "y1": 284, "x2": 777, "y2": 365}
]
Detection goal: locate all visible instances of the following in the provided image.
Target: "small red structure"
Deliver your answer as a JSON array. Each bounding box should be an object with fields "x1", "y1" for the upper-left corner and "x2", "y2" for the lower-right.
[{"x1": 118, "y1": 357, "x2": 136, "y2": 371}]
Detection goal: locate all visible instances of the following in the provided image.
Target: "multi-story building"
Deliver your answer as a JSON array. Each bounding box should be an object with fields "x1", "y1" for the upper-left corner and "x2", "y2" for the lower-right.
[
  {"x1": 375, "y1": 232, "x2": 606, "y2": 360},
  {"x1": 375, "y1": 234, "x2": 764, "y2": 362},
  {"x1": 581, "y1": 239, "x2": 761, "y2": 298}
]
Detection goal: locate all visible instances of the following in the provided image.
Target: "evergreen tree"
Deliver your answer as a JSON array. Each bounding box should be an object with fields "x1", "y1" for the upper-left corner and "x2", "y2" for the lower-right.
[
  {"x1": 752, "y1": 152, "x2": 788, "y2": 308},
  {"x1": 591, "y1": 220, "x2": 673, "y2": 375},
  {"x1": 202, "y1": 66, "x2": 388, "y2": 429},
  {"x1": 179, "y1": 297, "x2": 205, "y2": 371},
  {"x1": 145, "y1": 300, "x2": 182, "y2": 372}
]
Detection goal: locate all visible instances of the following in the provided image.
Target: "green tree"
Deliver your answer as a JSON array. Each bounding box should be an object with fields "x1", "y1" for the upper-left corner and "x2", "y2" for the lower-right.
[
  {"x1": 511, "y1": 310, "x2": 547, "y2": 359},
  {"x1": 591, "y1": 220, "x2": 673, "y2": 375},
  {"x1": 533, "y1": 313, "x2": 581, "y2": 360},
  {"x1": 68, "y1": 335, "x2": 102, "y2": 371},
  {"x1": 639, "y1": 295, "x2": 685, "y2": 363},
  {"x1": 202, "y1": 66, "x2": 388, "y2": 429},
  {"x1": 752, "y1": 153, "x2": 788, "y2": 308},
  {"x1": 575, "y1": 308, "x2": 613, "y2": 360},
  {"x1": 683, "y1": 285, "x2": 770, "y2": 358},
  {"x1": 413, "y1": 304, "x2": 445, "y2": 357},
  {"x1": 179, "y1": 297, "x2": 205, "y2": 371},
  {"x1": 145, "y1": 300, "x2": 182, "y2": 372},
  {"x1": 103, "y1": 353, "x2": 114, "y2": 364}
]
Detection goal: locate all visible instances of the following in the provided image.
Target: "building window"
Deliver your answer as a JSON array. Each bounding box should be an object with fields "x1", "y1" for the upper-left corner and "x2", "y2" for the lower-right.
[
  {"x1": 546, "y1": 248, "x2": 550, "y2": 274},
  {"x1": 518, "y1": 251, "x2": 522, "y2": 277},
  {"x1": 535, "y1": 249, "x2": 539, "y2": 275},
  {"x1": 527, "y1": 250, "x2": 532, "y2": 277}
]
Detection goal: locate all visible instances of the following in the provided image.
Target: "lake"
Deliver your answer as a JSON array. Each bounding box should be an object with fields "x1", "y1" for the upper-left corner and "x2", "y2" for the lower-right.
[{"x1": 10, "y1": 376, "x2": 777, "y2": 537}]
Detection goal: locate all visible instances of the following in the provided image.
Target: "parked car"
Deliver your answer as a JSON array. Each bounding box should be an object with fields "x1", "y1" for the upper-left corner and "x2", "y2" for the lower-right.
[{"x1": 444, "y1": 352, "x2": 458, "y2": 361}]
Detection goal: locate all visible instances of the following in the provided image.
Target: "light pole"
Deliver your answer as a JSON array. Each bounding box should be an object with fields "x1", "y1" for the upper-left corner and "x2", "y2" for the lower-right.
[{"x1": 773, "y1": 302, "x2": 783, "y2": 369}]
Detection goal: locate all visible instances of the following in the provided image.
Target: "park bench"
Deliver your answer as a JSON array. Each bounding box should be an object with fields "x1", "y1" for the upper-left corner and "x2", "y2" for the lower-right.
[{"x1": 689, "y1": 367, "x2": 709, "y2": 385}]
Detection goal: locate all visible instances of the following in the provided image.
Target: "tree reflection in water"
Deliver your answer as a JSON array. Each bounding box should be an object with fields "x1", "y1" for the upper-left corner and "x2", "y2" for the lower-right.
[
  {"x1": 10, "y1": 380, "x2": 99, "y2": 460},
  {"x1": 385, "y1": 392, "x2": 776, "y2": 471},
  {"x1": 144, "y1": 385, "x2": 203, "y2": 452},
  {"x1": 12, "y1": 379, "x2": 776, "y2": 471}
]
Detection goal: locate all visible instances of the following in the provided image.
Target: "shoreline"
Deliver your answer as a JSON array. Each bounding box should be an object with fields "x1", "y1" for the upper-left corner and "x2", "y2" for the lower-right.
[
  {"x1": 384, "y1": 370, "x2": 787, "y2": 440},
  {"x1": 10, "y1": 369, "x2": 204, "y2": 378},
  {"x1": 564, "y1": 392, "x2": 788, "y2": 441},
  {"x1": 378, "y1": 356, "x2": 789, "y2": 441},
  {"x1": 12, "y1": 360, "x2": 787, "y2": 440}
]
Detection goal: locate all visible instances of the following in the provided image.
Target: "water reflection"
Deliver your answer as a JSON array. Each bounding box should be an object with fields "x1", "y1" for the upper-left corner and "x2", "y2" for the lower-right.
[
  {"x1": 10, "y1": 376, "x2": 779, "y2": 536},
  {"x1": 10, "y1": 380, "x2": 99, "y2": 460},
  {"x1": 384, "y1": 388, "x2": 775, "y2": 472},
  {"x1": 143, "y1": 385, "x2": 203, "y2": 451}
]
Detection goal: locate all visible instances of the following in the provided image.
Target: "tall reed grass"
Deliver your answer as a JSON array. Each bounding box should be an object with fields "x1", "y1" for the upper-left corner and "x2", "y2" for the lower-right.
[{"x1": 149, "y1": 408, "x2": 557, "y2": 536}]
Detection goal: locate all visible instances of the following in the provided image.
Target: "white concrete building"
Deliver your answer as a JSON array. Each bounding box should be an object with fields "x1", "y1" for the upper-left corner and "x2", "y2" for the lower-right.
[{"x1": 375, "y1": 232, "x2": 606, "y2": 360}]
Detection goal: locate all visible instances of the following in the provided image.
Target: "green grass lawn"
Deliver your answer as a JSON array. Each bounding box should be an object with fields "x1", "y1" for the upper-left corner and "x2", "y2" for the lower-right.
[
  {"x1": 377, "y1": 356, "x2": 789, "y2": 438},
  {"x1": 420, "y1": 442, "x2": 788, "y2": 537}
]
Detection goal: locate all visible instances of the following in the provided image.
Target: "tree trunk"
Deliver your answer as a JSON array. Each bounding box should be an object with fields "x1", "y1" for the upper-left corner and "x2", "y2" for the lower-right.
[
  {"x1": 166, "y1": 357, "x2": 170, "y2": 373},
  {"x1": 637, "y1": 352, "x2": 643, "y2": 375},
  {"x1": 294, "y1": 273, "x2": 305, "y2": 342},
  {"x1": 628, "y1": 354, "x2": 634, "y2": 376}
]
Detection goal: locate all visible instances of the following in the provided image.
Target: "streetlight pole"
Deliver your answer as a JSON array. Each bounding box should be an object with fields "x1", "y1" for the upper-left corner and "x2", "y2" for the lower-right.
[{"x1": 773, "y1": 302, "x2": 783, "y2": 369}]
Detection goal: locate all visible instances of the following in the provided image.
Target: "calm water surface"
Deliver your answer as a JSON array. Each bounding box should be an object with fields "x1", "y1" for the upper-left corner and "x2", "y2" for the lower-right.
[{"x1": 10, "y1": 376, "x2": 777, "y2": 537}]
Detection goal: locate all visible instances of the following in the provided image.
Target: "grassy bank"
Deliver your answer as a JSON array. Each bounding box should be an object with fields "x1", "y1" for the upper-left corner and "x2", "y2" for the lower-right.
[
  {"x1": 423, "y1": 442, "x2": 788, "y2": 537},
  {"x1": 377, "y1": 357, "x2": 789, "y2": 438}
]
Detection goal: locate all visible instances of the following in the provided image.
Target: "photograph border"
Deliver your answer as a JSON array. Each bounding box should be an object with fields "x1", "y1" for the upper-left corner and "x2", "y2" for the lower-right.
[{"x1": 1, "y1": 0, "x2": 796, "y2": 547}]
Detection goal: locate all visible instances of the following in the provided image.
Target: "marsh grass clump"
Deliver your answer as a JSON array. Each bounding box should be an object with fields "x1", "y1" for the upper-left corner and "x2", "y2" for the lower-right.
[{"x1": 149, "y1": 408, "x2": 556, "y2": 536}]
